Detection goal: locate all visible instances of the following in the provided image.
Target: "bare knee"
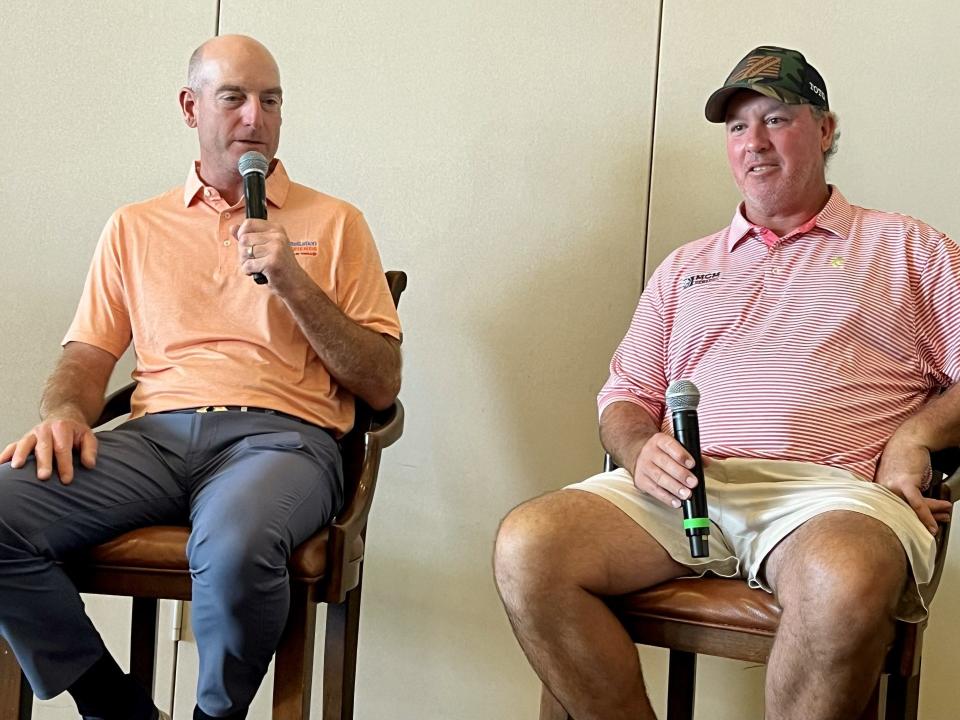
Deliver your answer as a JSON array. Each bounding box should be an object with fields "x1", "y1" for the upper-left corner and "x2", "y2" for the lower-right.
[
  {"x1": 494, "y1": 492, "x2": 577, "y2": 604},
  {"x1": 769, "y1": 512, "x2": 907, "y2": 638},
  {"x1": 494, "y1": 489, "x2": 686, "y2": 608}
]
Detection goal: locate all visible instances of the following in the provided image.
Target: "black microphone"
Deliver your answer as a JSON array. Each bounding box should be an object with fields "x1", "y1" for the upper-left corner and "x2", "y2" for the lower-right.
[
  {"x1": 238, "y1": 151, "x2": 269, "y2": 285},
  {"x1": 665, "y1": 379, "x2": 710, "y2": 558}
]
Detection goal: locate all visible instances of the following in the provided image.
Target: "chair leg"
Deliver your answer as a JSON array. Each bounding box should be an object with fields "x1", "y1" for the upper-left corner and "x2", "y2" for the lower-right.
[
  {"x1": 130, "y1": 597, "x2": 158, "y2": 694},
  {"x1": 322, "y1": 579, "x2": 364, "y2": 720},
  {"x1": 666, "y1": 650, "x2": 696, "y2": 720},
  {"x1": 884, "y1": 671, "x2": 921, "y2": 720},
  {"x1": 0, "y1": 636, "x2": 33, "y2": 720},
  {"x1": 538, "y1": 684, "x2": 571, "y2": 720},
  {"x1": 273, "y1": 585, "x2": 318, "y2": 720}
]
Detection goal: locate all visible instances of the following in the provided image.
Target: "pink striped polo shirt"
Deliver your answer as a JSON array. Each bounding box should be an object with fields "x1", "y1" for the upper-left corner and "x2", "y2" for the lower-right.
[{"x1": 599, "y1": 188, "x2": 960, "y2": 481}]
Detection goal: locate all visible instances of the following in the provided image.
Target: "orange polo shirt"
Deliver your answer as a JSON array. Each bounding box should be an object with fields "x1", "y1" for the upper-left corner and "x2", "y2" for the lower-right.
[{"x1": 64, "y1": 160, "x2": 401, "y2": 434}]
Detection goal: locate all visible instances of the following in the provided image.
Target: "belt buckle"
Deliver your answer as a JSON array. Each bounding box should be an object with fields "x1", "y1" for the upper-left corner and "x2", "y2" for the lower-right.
[{"x1": 196, "y1": 406, "x2": 231, "y2": 414}]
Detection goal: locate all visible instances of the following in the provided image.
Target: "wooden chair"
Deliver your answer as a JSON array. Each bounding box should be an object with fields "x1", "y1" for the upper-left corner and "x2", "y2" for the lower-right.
[
  {"x1": 539, "y1": 451, "x2": 959, "y2": 720},
  {"x1": 0, "y1": 270, "x2": 407, "y2": 720}
]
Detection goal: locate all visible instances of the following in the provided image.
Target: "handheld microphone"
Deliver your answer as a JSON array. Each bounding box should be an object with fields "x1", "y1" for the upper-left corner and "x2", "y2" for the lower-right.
[
  {"x1": 665, "y1": 379, "x2": 710, "y2": 558},
  {"x1": 238, "y1": 151, "x2": 269, "y2": 285}
]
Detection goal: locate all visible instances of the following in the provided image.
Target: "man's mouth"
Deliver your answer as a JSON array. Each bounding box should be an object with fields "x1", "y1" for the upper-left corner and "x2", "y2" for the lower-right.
[{"x1": 748, "y1": 164, "x2": 777, "y2": 175}]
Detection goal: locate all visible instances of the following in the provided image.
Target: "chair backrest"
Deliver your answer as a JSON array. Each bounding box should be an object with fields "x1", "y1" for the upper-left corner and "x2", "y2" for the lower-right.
[{"x1": 337, "y1": 270, "x2": 407, "y2": 504}]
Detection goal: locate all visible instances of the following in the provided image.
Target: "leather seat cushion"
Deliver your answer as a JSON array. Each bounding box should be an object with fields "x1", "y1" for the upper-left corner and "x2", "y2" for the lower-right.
[{"x1": 612, "y1": 577, "x2": 781, "y2": 635}]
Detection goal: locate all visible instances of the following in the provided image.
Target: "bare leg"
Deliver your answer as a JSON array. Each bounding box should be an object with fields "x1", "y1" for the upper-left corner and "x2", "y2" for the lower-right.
[
  {"x1": 763, "y1": 511, "x2": 908, "y2": 720},
  {"x1": 494, "y1": 490, "x2": 688, "y2": 720}
]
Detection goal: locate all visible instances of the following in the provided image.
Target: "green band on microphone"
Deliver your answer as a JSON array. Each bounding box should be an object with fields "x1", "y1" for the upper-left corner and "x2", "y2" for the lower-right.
[{"x1": 683, "y1": 517, "x2": 710, "y2": 530}]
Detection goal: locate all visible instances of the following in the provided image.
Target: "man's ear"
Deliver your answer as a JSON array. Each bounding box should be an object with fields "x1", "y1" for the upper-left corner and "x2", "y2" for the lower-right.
[{"x1": 179, "y1": 86, "x2": 198, "y2": 129}]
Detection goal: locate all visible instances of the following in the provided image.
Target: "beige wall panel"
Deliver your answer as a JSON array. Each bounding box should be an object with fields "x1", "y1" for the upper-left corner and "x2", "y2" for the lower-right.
[
  {"x1": 212, "y1": 2, "x2": 660, "y2": 718},
  {"x1": 1, "y1": 2, "x2": 217, "y2": 717},
  {"x1": 651, "y1": 2, "x2": 960, "y2": 719}
]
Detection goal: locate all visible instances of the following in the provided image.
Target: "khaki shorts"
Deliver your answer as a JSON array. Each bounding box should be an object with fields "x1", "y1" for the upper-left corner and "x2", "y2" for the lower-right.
[{"x1": 566, "y1": 458, "x2": 937, "y2": 622}]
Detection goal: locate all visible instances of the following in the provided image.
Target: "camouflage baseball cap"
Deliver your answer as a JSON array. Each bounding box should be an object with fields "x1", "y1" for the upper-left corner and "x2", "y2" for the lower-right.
[{"x1": 704, "y1": 45, "x2": 828, "y2": 123}]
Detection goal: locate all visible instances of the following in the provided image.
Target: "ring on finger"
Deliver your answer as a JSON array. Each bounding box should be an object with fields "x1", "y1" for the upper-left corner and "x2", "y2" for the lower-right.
[{"x1": 247, "y1": 245, "x2": 255, "y2": 259}]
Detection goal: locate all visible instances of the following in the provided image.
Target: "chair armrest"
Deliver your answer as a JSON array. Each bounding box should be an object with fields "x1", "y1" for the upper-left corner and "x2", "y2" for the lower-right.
[
  {"x1": 323, "y1": 399, "x2": 404, "y2": 602},
  {"x1": 94, "y1": 383, "x2": 135, "y2": 428},
  {"x1": 942, "y1": 468, "x2": 960, "y2": 504}
]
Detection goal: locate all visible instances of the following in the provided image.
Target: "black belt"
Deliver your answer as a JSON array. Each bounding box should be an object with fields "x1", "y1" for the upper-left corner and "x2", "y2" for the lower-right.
[{"x1": 169, "y1": 406, "x2": 335, "y2": 437}]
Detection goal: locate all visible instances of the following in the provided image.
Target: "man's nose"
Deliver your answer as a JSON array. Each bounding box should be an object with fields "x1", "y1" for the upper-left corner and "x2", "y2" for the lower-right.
[
  {"x1": 241, "y1": 97, "x2": 263, "y2": 127},
  {"x1": 745, "y1": 124, "x2": 770, "y2": 152}
]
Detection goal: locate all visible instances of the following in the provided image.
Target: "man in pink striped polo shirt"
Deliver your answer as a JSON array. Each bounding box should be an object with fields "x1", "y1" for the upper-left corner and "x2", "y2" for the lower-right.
[{"x1": 495, "y1": 46, "x2": 958, "y2": 719}]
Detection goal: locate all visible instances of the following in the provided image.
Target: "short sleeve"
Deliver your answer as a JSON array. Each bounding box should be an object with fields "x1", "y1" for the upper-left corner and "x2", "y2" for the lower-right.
[{"x1": 62, "y1": 211, "x2": 132, "y2": 359}]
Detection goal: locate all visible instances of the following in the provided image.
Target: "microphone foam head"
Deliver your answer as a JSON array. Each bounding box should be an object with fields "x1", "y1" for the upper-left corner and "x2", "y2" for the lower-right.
[
  {"x1": 238, "y1": 151, "x2": 269, "y2": 177},
  {"x1": 665, "y1": 379, "x2": 700, "y2": 412}
]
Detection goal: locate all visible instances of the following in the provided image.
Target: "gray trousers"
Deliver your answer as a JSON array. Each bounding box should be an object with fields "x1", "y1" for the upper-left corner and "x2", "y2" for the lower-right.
[{"x1": 0, "y1": 410, "x2": 343, "y2": 716}]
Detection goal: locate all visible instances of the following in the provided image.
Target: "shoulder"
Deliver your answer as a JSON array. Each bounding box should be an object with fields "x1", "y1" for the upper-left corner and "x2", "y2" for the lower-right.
[
  {"x1": 284, "y1": 180, "x2": 364, "y2": 225},
  {"x1": 845, "y1": 201, "x2": 947, "y2": 244}
]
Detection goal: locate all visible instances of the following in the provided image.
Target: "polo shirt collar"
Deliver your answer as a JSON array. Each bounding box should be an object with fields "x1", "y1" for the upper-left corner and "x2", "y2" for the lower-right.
[
  {"x1": 726, "y1": 186, "x2": 854, "y2": 252},
  {"x1": 182, "y1": 158, "x2": 291, "y2": 209}
]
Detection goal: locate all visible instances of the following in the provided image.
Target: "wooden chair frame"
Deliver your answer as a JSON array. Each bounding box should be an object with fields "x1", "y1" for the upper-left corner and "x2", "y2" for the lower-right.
[{"x1": 0, "y1": 270, "x2": 407, "y2": 720}]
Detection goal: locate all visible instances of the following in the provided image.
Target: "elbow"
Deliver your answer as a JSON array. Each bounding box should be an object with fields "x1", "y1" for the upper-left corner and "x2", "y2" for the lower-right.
[{"x1": 365, "y1": 374, "x2": 401, "y2": 412}]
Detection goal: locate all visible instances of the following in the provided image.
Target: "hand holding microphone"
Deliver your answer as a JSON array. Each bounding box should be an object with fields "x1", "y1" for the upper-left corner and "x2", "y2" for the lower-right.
[
  {"x1": 665, "y1": 379, "x2": 710, "y2": 558},
  {"x1": 238, "y1": 151, "x2": 269, "y2": 285}
]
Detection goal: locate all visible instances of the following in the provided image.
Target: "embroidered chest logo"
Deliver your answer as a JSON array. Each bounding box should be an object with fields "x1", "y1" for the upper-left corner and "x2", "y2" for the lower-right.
[
  {"x1": 289, "y1": 240, "x2": 319, "y2": 256},
  {"x1": 680, "y1": 271, "x2": 721, "y2": 290},
  {"x1": 829, "y1": 256, "x2": 845, "y2": 268}
]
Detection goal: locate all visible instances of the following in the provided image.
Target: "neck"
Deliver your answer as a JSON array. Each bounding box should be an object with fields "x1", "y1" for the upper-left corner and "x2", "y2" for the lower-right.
[
  {"x1": 744, "y1": 183, "x2": 831, "y2": 237},
  {"x1": 196, "y1": 162, "x2": 245, "y2": 206}
]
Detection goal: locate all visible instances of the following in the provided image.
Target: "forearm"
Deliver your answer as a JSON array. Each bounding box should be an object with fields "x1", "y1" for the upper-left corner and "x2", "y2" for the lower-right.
[
  {"x1": 599, "y1": 401, "x2": 662, "y2": 472},
  {"x1": 279, "y1": 279, "x2": 401, "y2": 410},
  {"x1": 892, "y1": 384, "x2": 960, "y2": 452},
  {"x1": 40, "y1": 345, "x2": 114, "y2": 425}
]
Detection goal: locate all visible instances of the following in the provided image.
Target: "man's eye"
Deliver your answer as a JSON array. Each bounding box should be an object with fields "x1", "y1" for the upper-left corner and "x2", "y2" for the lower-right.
[
  {"x1": 729, "y1": 123, "x2": 745, "y2": 133},
  {"x1": 766, "y1": 117, "x2": 784, "y2": 125}
]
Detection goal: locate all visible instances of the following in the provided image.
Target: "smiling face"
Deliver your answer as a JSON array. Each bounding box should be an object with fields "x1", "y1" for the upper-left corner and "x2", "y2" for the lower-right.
[
  {"x1": 724, "y1": 90, "x2": 835, "y2": 227},
  {"x1": 179, "y1": 36, "x2": 282, "y2": 194}
]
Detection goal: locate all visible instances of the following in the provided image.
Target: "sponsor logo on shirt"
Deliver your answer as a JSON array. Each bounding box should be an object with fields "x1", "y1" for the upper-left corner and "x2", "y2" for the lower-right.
[
  {"x1": 289, "y1": 240, "x2": 319, "y2": 256},
  {"x1": 680, "y1": 271, "x2": 721, "y2": 289}
]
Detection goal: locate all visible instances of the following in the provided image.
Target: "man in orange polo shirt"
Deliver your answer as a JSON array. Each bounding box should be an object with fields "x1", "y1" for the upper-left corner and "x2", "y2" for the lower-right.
[{"x1": 0, "y1": 35, "x2": 401, "y2": 720}]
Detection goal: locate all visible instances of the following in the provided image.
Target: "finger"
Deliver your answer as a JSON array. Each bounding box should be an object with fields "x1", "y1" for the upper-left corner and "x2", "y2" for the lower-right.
[
  {"x1": 79, "y1": 430, "x2": 98, "y2": 469},
  {"x1": 647, "y1": 445, "x2": 698, "y2": 489},
  {"x1": 903, "y1": 486, "x2": 938, "y2": 534},
  {"x1": 29, "y1": 428, "x2": 53, "y2": 480},
  {"x1": 50, "y1": 422, "x2": 77, "y2": 484},
  {"x1": 635, "y1": 459, "x2": 693, "y2": 508},
  {"x1": 0, "y1": 442, "x2": 15, "y2": 464},
  {"x1": 634, "y1": 474, "x2": 684, "y2": 509}
]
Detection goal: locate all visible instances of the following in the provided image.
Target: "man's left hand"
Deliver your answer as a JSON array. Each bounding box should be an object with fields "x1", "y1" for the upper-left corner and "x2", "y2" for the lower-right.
[
  {"x1": 234, "y1": 219, "x2": 309, "y2": 293},
  {"x1": 876, "y1": 434, "x2": 952, "y2": 535}
]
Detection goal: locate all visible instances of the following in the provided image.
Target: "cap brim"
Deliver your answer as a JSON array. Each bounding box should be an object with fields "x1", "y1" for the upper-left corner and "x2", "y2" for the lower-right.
[
  {"x1": 704, "y1": 86, "x2": 742, "y2": 123},
  {"x1": 704, "y1": 83, "x2": 811, "y2": 123}
]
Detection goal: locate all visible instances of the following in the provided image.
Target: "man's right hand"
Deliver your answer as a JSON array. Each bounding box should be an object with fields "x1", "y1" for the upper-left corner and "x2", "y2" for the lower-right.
[
  {"x1": 630, "y1": 432, "x2": 699, "y2": 509},
  {"x1": 0, "y1": 417, "x2": 97, "y2": 484}
]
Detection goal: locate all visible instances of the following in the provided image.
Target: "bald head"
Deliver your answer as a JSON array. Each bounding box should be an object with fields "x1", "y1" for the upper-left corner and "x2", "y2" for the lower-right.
[{"x1": 187, "y1": 35, "x2": 280, "y2": 93}]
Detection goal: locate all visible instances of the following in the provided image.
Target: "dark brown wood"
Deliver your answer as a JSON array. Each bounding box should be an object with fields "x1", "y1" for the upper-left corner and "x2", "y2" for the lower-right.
[
  {"x1": 273, "y1": 584, "x2": 317, "y2": 720},
  {"x1": 130, "y1": 597, "x2": 158, "y2": 692},
  {"x1": 885, "y1": 669, "x2": 921, "y2": 720},
  {"x1": 666, "y1": 650, "x2": 696, "y2": 720},
  {"x1": 322, "y1": 579, "x2": 363, "y2": 720},
  {"x1": 0, "y1": 636, "x2": 30, "y2": 720},
  {"x1": 620, "y1": 618, "x2": 773, "y2": 664}
]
